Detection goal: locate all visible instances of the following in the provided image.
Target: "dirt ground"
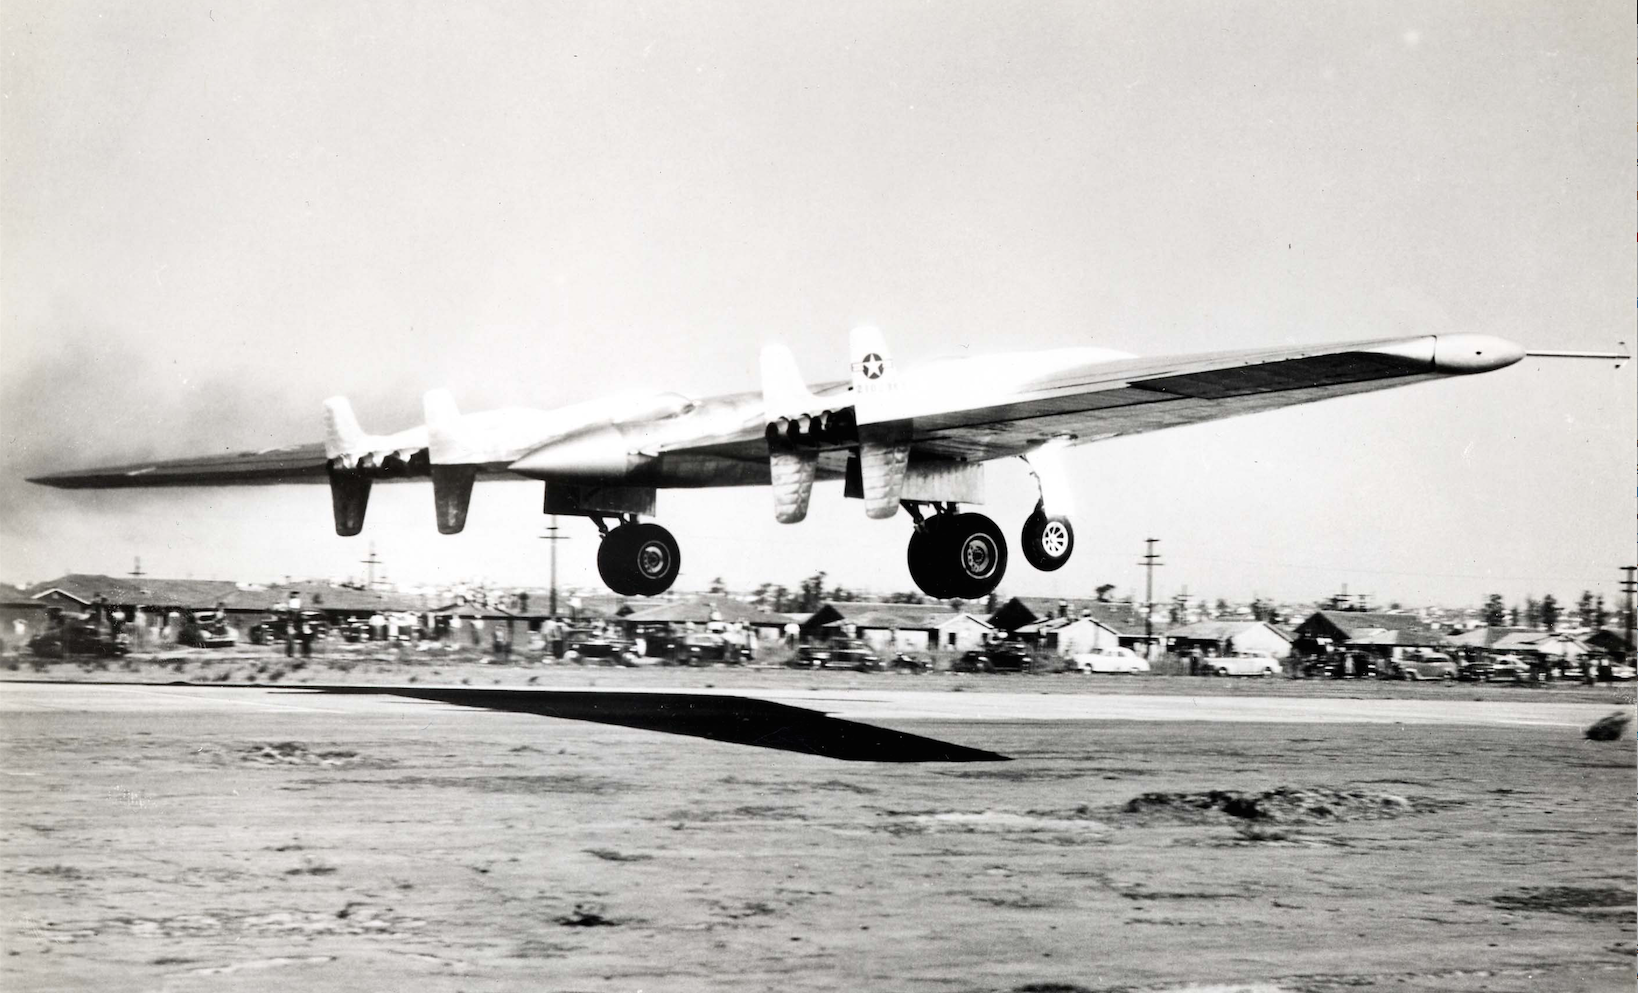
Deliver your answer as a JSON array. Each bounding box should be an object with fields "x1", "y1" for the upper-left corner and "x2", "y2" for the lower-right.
[{"x1": 1, "y1": 676, "x2": 1633, "y2": 993}]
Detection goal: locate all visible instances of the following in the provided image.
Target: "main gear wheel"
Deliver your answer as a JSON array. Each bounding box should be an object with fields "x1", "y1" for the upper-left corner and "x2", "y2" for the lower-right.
[
  {"x1": 905, "y1": 512, "x2": 1008, "y2": 601},
  {"x1": 597, "y1": 522, "x2": 681, "y2": 596}
]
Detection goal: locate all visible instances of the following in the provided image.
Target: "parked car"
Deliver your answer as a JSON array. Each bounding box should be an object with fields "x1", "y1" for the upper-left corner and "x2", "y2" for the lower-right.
[
  {"x1": 248, "y1": 612, "x2": 330, "y2": 645},
  {"x1": 1069, "y1": 647, "x2": 1150, "y2": 674},
  {"x1": 670, "y1": 632, "x2": 745, "y2": 665},
  {"x1": 563, "y1": 629, "x2": 640, "y2": 665},
  {"x1": 339, "y1": 619, "x2": 374, "y2": 643},
  {"x1": 179, "y1": 610, "x2": 238, "y2": 648},
  {"x1": 890, "y1": 651, "x2": 934, "y2": 673},
  {"x1": 1205, "y1": 652, "x2": 1282, "y2": 677},
  {"x1": 788, "y1": 642, "x2": 832, "y2": 669},
  {"x1": 29, "y1": 620, "x2": 130, "y2": 658},
  {"x1": 1608, "y1": 663, "x2": 1636, "y2": 681},
  {"x1": 953, "y1": 641, "x2": 1037, "y2": 673},
  {"x1": 787, "y1": 639, "x2": 879, "y2": 670},
  {"x1": 1486, "y1": 654, "x2": 1527, "y2": 682},
  {"x1": 1456, "y1": 657, "x2": 1493, "y2": 682},
  {"x1": 829, "y1": 639, "x2": 882, "y2": 671},
  {"x1": 1302, "y1": 651, "x2": 1379, "y2": 679},
  {"x1": 1389, "y1": 651, "x2": 1457, "y2": 681},
  {"x1": 1301, "y1": 656, "x2": 1343, "y2": 679}
]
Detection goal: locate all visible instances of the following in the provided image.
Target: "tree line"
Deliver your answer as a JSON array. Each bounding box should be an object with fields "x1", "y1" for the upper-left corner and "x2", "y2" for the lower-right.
[{"x1": 1481, "y1": 591, "x2": 1611, "y2": 631}]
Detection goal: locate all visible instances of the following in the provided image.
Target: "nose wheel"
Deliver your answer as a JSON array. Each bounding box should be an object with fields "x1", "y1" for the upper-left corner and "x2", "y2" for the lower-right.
[
  {"x1": 597, "y1": 521, "x2": 681, "y2": 596},
  {"x1": 906, "y1": 510, "x2": 1008, "y2": 600},
  {"x1": 1020, "y1": 501, "x2": 1074, "y2": 571}
]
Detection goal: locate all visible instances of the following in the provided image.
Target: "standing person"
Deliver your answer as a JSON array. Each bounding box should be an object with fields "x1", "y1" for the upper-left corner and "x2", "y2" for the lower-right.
[{"x1": 284, "y1": 592, "x2": 301, "y2": 658}]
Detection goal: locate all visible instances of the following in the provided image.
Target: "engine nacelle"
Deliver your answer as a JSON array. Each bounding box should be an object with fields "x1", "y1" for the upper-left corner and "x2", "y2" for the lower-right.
[{"x1": 327, "y1": 465, "x2": 372, "y2": 536}]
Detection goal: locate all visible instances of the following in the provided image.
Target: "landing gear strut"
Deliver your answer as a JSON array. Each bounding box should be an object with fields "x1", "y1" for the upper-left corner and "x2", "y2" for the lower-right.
[
  {"x1": 904, "y1": 505, "x2": 1008, "y2": 601},
  {"x1": 595, "y1": 516, "x2": 681, "y2": 596}
]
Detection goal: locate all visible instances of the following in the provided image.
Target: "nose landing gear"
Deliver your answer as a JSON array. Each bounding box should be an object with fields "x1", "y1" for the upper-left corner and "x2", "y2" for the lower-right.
[
  {"x1": 1020, "y1": 501, "x2": 1075, "y2": 572},
  {"x1": 596, "y1": 518, "x2": 681, "y2": 596}
]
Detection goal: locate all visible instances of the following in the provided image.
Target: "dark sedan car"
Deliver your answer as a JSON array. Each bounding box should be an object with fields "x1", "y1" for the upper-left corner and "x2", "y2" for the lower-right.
[
  {"x1": 663, "y1": 632, "x2": 746, "y2": 666},
  {"x1": 179, "y1": 610, "x2": 238, "y2": 648},
  {"x1": 248, "y1": 612, "x2": 330, "y2": 645},
  {"x1": 831, "y1": 640, "x2": 883, "y2": 671},
  {"x1": 789, "y1": 639, "x2": 880, "y2": 670},
  {"x1": 953, "y1": 642, "x2": 1037, "y2": 673},
  {"x1": 564, "y1": 630, "x2": 639, "y2": 665},
  {"x1": 789, "y1": 643, "x2": 832, "y2": 669},
  {"x1": 29, "y1": 621, "x2": 130, "y2": 658},
  {"x1": 890, "y1": 652, "x2": 934, "y2": 673}
]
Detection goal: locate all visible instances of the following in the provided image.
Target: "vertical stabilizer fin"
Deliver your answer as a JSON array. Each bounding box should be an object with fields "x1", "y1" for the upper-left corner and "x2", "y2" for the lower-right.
[
  {"x1": 849, "y1": 325, "x2": 905, "y2": 425},
  {"x1": 848, "y1": 326, "x2": 896, "y2": 391},
  {"x1": 424, "y1": 388, "x2": 463, "y2": 464},
  {"x1": 760, "y1": 344, "x2": 821, "y2": 417},
  {"x1": 323, "y1": 397, "x2": 367, "y2": 464}
]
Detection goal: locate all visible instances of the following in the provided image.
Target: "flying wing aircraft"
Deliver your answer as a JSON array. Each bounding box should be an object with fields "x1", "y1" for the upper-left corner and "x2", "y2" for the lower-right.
[{"x1": 28, "y1": 330, "x2": 1623, "y2": 600}]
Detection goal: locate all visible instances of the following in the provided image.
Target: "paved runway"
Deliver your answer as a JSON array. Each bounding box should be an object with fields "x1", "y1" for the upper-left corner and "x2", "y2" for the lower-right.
[{"x1": 0, "y1": 680, "x2": 1616, "y2": 728}]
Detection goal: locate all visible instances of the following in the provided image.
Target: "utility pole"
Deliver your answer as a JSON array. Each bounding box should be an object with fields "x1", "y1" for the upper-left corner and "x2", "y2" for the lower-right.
[
  {"x1": 1621, "y1": 565, "x2": 1636, "y2": 659},
  {"x1": 1139, "y1": 538, "x2": 1163, "y2": 655},
  {"x1": 1171, "y1": 585, "x2": 1190, "y2": 624},
  {"x1": 540, "y1": 516, "x2": 571, "y2": 617},
  {"x1": 128, "y1": 556, "x2": 146, "y2": 579},
  {"x1": 360, "y1": 543, "x2": 383, "y2": 587}
]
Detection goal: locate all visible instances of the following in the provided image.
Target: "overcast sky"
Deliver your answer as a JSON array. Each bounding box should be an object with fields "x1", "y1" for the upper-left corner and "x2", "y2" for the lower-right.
[{"x1": 2, "y1": 1, "x2": 1632, "y2": 608}]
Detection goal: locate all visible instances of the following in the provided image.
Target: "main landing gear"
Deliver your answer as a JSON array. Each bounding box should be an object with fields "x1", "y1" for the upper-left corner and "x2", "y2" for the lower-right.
[
  {"x1": 904, "y1": 500, "x2": 1077, "y2": 601},
  {"x1": 904, "y1": 505, "x2": 1009, "y2": 600},
  {"x1": 594, "y1": 516, "x2": 681, "y2": 596}
]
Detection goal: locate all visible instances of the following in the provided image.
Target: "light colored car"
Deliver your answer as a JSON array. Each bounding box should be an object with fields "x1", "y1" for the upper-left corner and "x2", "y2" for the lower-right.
[
  {"x1": 1205, "y1": 652, "x2": 1282, "y2": 677},
  {"x1": 1069, "y1": 647, "x2": 1150, "y2": 674},
  {"x1": 1392, "y1": 651, "x2": 1457, "y2": 681}
]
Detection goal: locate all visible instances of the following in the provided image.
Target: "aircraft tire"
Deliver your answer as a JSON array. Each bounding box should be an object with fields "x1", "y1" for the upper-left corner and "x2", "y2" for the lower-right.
[
  {"x1": 596, "y1": 526, "x2": 642, "y2": 596},
  {"x1": 625, "y1": 522, "x2": 681, "y2": 597},
  {"x1": 907, "y1": 517, "x2": 955, "y2": 600},
  {"x1": 941, "y1": 512, "x2": 1008, "y2": 601},
  {"x1": 1020, "y1": 503, "x2": 1074, "y2": 572}
]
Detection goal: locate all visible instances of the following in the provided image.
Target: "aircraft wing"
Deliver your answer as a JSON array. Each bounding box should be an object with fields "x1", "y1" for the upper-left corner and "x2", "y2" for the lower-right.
[
  {"x1": 28, "y1": 443, "x2": 336, "y2": 489},
  {"x1": 30, "y1": 334, "x2": 1524, "y2": 491},
  {"x1": 672, "y1": 333, "x2": 1525, "y2": 468},
  {"x1": 897, "y1": 339, "x2": 1461, "y2": 462}
]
